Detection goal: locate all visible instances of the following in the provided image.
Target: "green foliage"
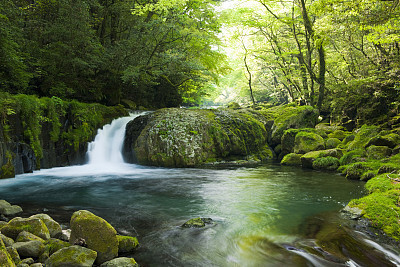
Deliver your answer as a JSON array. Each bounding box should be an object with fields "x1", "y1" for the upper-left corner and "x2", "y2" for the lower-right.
[{"x1": 312, "y1": 156, "x2": 340, "y2": 171}]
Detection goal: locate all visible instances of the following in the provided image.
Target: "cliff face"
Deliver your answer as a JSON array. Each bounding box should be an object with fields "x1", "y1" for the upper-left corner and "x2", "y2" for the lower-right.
[{"x1": 0, "y1": 94, "x2": 128, "y2": 178}]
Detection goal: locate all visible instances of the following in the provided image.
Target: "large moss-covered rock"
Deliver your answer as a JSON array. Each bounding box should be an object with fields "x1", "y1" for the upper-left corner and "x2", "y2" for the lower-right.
[
  {"x1": 0, "y1": 238, "x2": 15, "y2": 267},
  {"x1": 269, "y1": 105, "x2": 319, "y2": 146},
  {"x1": 123, "y1": 108, "x2": 273, "y2": 167},
  {"x1": 312, "y1": 157, "x2": 340, "y2": 171},
  {"x1": 366, "y1": 145, "x2": 392, "y2": 160},
  {"x1": 365, "y1": 133, "x2": 400, "y2": 149},
  {"x1": 325, "y1": 138, "x2": 341, "y2": 149},
  {"x1": 280, "y1": 153, "x2": 302, "y2": 166},
  {"x1": 13, "y1": 241, "x2": 45, "y2": 258},
  {"x1": 293, "y1": 132, "x2": 325, "y2": 154},
  {"x1": 6, "y1": 246, "x2": 20, "y2": 265},
  {"x1": 117, "y1": 236, "x2": 139, "y2": 254},
  {"x1": 29, "y1": 214, "x2": 62, "y2": 238},
  {"x1": 1, "y1": 217, "x2": 50, "y2": 240},
  {"x1": 69, "y1": 210, "x2": 118, "y2": 265},
  {"x1": 347, "y1": 125, "x2": 380, "y2": 150},
  {"x1": 0, "y1": 233, "x2": 14, "y2": 247},
  {"x1": 0, "y1": 200, "x2": 22, "y2": 216},
  {"x1": 16, "y1": 231, "x2": 45, "y2": 243},
  {"x1": 39, "y1": 238, "x2": 71, "y2": 263},
  {"x1": 301, "y1": 149, "x2": 343, "y2": 169},
  {"x1": 45, "y1": 245, "x2": 97, "y2": 267},
  {"x1": 100, "y1": 257, "x2": 138, "y2": 267}
]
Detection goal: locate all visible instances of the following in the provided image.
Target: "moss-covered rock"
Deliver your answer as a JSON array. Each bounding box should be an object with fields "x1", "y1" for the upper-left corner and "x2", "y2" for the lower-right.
[
  {"x1": 325, "y1": 138, "x2": 341, "y2": 149},
  {"x1": 345, "y1": 163, "x2": 371, "y2": 180},
  {"x1": 13, "y1": 241, "x2": 45, "y2": 258},
  {"x1": 365, "y1": 133, "x2": 400, "y2": 149},
  {"x1": 6, "y1": 246, "x2": 20, "y2": 265},
  {"x1": 29, "y1": 214, "x2": 62, "y2": 239},
  {"x1": 16, "y1": 231, "x2": 45, "y2": 243},
  {"x1": 366, "y1": 145, "x2": 392, "y2": 160},
  {"x1": 124, "y1": 108, "x2": 273, "y2": 167},
  {"x1": 117, "y1": 236, "x2": 139, "y2": 254},
  {"x1": 39, "y1": 238, "x2": 71, "y2": 263},
  {"x1": 293, "y1": 132, "x2": 325, "y2": 154},
  {"x1": 45, "y1": 245, "x2": 97, "y2": 267},
  {"x1": 347, "y1": 125, "x2": 380, "y2": 150},
  {"x1": 100, "y1": 257, "x2": 139, "y2": 267},
  {"x1": 182, "y1": 217, "x2": 213, "y2": 228},
  {"x1": 0, "y1": 200, "x2": 22, "y2": 216},
  {"x1": 0, "y1": 234, "x2": 14, "y2": 247},
  {"x1": 280, "y1": 153, "x2": 302, "y2": 166},
  {"x1": 269, "y1": 105, "x2": 319, "y2": 146},
  {"x1": 69, "y1": 210, "x2": 118, "y2": 265},
  {"x1": 327, "y1": 130, "x2": 349, "y2": 141},
  {"x1": 0, "y1": 237, "x2": 15, "y2": 267},
  {"x1": 339, "y1": 149, "x2": 366, "y2": 166},
  {"x1": 315, "y1": 123, "x2": 345, "y2": 134},
  {"x1": 280, "y1": 129, "x2": 300, "y2": 157},
  {"x1": 312, "y1": 157, "x2": 340, "y2": 171},
  {"x1": 1, "y1": 217, "x2": 50, "y2": 240},
  {"x1": 301, "y1": 149, "x2": 343, "y2": 169}
]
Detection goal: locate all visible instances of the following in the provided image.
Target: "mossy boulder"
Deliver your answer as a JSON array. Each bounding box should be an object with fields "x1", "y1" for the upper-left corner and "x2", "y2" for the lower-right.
[
  {"x1": 301, "y1": 149, "x2": 343, "y2": 169},
  {"x1": 100, "y1": 257, "x2": 139, "y2": 267},
  {"x1": 124, "y1": 108, "x2": 273, "y2": 167},
  {"x1": 345, "y1": 163, "x2": 371, "y2": 180},
  {"x1": 45, "y1": 245, "x2": 97, "y2": 267},
  {"x1": 117, "y1": 236, "x2": 139, "y2": 254},
  {"x1": 269, "y1": 105, "x2": 319, "y2": 146},
  {"x1": 325, "y1": 138, "x2": 341, "y2": 149},
  {"x1": 339, "y1": 149, "x2": 366, "y2": 166},
  {"x1": 293, "y1": 132, "x2": 325, "y2": 154},
  {"x1": 0, "y1": 237, "x2": 15, "y2": 267},
  {"x1": 13, "y1": 241, "x2": 45, "y2": 258},
  {"x1": 39, "y1": 238, "x2": 71, "y2": 263},
  {"x1": 29, "y1": 214, "x2": 62, "y2": 238},
  {"x1": 280, "y1": 129, "x2": 299, "y2": 157},
  {"x1": 6, "y1": 246, "x2": 20, "y2": 265},
  {"x1": 366, "y1": 145, "x2": 392, "y2": 160},
  {"x1": 328, "y1": 130, "x2": 349, "y2": 141},
  {"x1": 0, "y1": 234, "x2": 14, "y2": 247},
  {"x1": 1, "y1": 217, "x2": 50, "y2": 240},
  {"x1": 280, "y1": 153, "x2": 302, "y2": 166},
  {"x1": 365, "y1": 133, "x2": 400, "y2": 149},
  {"x1": 312, "y1": 157, "x2": 340, "y2": 171},
  {"x1": 315, "y1": 123, "x2": 345, "y2": 134},
  {"x1": 69, "y1": 210, "x2": 118, "y2": 265},
  {"x1": 182, "y1": 217, "x2": 213, "y2": 228},
  {"x1": 347, "y1": 125, "x2": 380, "y2": 150},
  {"x1": 0, "y1": 200, "x2": 22, "y2": 216},
  {"x1": 16, "y1": 231, "x2": 45, "y2": 243}
]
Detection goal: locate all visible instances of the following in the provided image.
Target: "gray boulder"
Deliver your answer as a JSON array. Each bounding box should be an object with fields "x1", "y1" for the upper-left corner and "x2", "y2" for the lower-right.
[
  {"x1": 0, "y1": 200, "x2": 22, "y2": 216},
  {"x1": 29, "y1": 214, "x2": 62, "y2": 238},
  {"x1": 1, "y1": 217, "x2": 50, "y2": 240},
  {"x1": 13, "y1": 241, "x2": 45, "y2": 258},
  {"x1": 100, "y1": 257, "x2": 139, "y2": 267}
]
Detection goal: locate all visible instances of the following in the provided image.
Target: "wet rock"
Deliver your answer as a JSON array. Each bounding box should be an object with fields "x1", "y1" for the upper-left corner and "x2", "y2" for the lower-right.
[
  {"x1": 182, "y1": 217, "x2": 213, "y2": 228},
  {"x1": 117, "y1": 235, "x2": 139, "y2": 254},
  {"x1": 70, "y1": 210, "x2": 118, "y2": 265},
  {"x1": 29, "y1": 214, "x2": 62, "y2": 238},
  {"x1": 59, "y1": 229, "x2": 71, "y2": 242},
  {"x1": 1, "y1": 217, "x2": 50, "y2": 240},
  {"x1": 341, "y1": 206, "x2": 363, "y2": 220},
  {"x1": 44, "y1": 245, "x2": 97, "y2": 267},
  {"x1": 100, "y1": 257, "x2": 139, "y2": 267},
  {"x1": 13, "y1": 241, "x2": 45, "y2": 258},
  {"x1": 0, "y1": 200, "x2": 23, "y2": 216}
]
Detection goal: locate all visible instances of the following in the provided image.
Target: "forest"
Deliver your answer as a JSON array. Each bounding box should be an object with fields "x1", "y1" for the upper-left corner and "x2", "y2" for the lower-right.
[{"x1": 0, "y1": 0, "x2": 398, "y2": 118}]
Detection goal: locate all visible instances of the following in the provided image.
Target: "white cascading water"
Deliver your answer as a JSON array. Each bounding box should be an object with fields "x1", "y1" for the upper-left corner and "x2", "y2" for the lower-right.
[{"x1": 86, "y1": 112, "x2": 143, "y2": 166}]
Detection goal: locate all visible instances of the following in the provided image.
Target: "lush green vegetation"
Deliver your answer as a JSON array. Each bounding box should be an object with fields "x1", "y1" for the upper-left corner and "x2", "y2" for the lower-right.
[{"x1": 0, "y1": 0, "x2": 227, "y2": 108}]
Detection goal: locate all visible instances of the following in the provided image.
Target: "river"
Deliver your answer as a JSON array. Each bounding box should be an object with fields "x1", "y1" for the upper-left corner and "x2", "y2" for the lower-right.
[{"x1": 0, "y1": 114, "x2": 399, "y2": 266}]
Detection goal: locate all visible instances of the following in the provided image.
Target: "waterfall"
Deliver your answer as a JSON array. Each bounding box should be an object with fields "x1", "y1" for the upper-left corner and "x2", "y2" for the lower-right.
[{"x1": 86, "y1": 112, "x2": 143, "y2": 166}]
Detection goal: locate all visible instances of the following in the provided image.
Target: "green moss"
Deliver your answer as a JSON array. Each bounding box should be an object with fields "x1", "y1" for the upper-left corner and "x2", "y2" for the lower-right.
[
  {"x1": 365, "y1": 174, "x2": 399, "y2": 193},
  {"x1": 339, "y1": 149, "x2": 366, "y2": 166},
  {"x1": 325, "y1": 138, "x2": 341, "y2": 149},
  {"x1": 117, "y1": 235, "x2": 139, "y2": 253},
  {"x1": 0, "y1": 151, "x2": 15, "y2": 179},
  {"x1": 344, "y1": 161, "x2": 382, "y2": 180},
  {"x1": 312, "y1": 156, "x2": 340, "y2": 171},
  {"x1": 328, "y1": 130, "x2": 350, "y2": 141},
  {"x1": 0, "y1": 237, "x2": 15, "y2": 267},
  {"x1": 347, "y1": 125, "x2": 380, "y2": 151},
  {"x1": 349, "y1": 191, "x2": 400, "y2": 240},
  {"x1": 366, "y1": 145, "x2": 392, "y2": 160},
  {"x1": 281, "y1": 153, "x2": 302, "y2": 166},
  {"x1": 293, "y1": 132, "x2": 325, "y2": 154}
]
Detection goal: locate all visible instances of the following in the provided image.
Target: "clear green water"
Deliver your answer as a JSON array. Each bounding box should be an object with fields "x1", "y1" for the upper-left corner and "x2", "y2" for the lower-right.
[{"x1": 0, "y1": 163, "x2": 398, "y2": 266}]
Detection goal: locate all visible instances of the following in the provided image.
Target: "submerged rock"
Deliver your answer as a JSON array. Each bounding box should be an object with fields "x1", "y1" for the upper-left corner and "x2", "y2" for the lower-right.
[
  {"x1": 45, "y1": 245, "x2": 97, "y2": 267},
  {"x1": 69, "y1": 210, "x2": 118, "y2": 265},
  {"x1": 100, "y1": 257, "x2": 139, "y2": 267},
  {"x1": 117, "y1": 235, "x2": 139, "y2": 254},
  {"x1": 182, "y1": 217, "x2": 213, "y2": 228}
]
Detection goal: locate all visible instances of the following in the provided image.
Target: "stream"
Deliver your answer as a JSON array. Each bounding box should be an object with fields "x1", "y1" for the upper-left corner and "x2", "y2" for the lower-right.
[{"x1": 0, "y1": 114, "x2": 399, "y2": 266}]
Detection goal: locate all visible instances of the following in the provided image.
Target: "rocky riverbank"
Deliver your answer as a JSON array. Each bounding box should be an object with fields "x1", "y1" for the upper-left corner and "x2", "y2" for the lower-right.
[{"x1": 0, "y1": 200, "x2": 139, "y2": 267}]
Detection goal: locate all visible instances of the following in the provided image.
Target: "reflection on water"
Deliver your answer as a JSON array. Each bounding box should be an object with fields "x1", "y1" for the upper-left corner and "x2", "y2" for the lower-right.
[{"x1": 0, "y1": 163, "x2": 398, "y2": 266}]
